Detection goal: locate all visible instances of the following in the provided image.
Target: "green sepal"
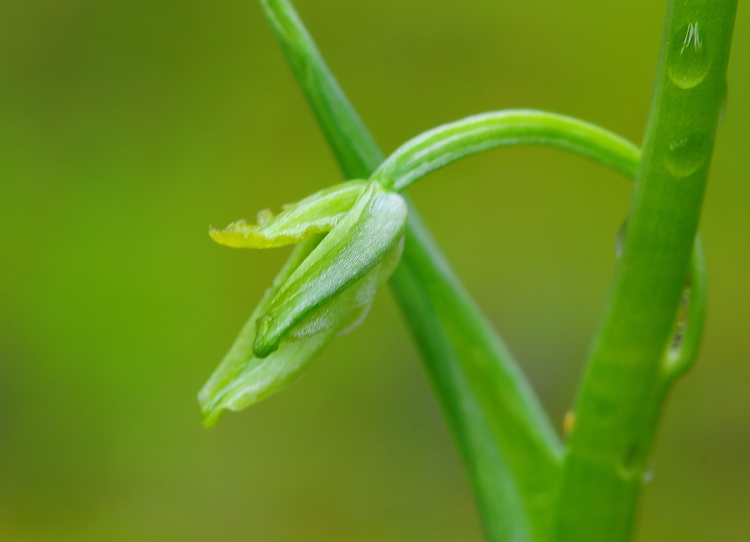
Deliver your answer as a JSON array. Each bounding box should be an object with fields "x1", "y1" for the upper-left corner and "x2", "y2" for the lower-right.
[
  {"x1": 198, "y1": 240, "x2": 404, "y2": 427},
  {"x1": 253, "y1": 181, "x2": 407, "y2": 357},
  {"x1": 209, "y1": 180, "x2": 368, "y2": 248},
  {"x1": 199, "y1": 326, "x2": 336, "y2": 427},
  {"x1": 200, "y1": 182, "x2": 407, "y2": 425},
  {"x1": 198, "y1": 236, "x2": 321, "y2": 426},
  {"x1": 284, "y1": 237, "x2": 404, "y2": 343}
]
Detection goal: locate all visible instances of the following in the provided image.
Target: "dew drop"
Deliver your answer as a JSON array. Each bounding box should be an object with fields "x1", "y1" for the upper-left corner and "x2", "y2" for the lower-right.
[
  {"x1": 668, "y1": 22, "x2": 711, "y2": 89},
  {"x1": 669, "y1": 283, "x2": 691, "y2": 357},
  {"x1": 642, "y1": 458, "x2": 656, "y2": 485},
  {"x1": 664, "y1": 132, "x2": 709, "y2": 178}
]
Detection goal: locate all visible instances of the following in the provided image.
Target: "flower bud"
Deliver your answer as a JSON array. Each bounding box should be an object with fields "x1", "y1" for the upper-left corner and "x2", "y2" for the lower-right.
[{"x1": 200, "y1": 180, "x2": 407, "y2": 425}]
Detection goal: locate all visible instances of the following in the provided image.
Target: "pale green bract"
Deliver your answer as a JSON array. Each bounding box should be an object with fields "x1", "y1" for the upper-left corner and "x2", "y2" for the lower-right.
[
  {"x1": 209, "y1": 180, "x2": 369, "y2": 248},
  {"x1": 199, "y1": 180, "x2": 407, "y2": 426}
]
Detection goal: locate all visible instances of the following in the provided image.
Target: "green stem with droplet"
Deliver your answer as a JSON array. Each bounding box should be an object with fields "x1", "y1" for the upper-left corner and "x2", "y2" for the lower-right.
[
  {"x1": 365, "y1": 111, "x2": 706, "y2": 387},
  {"x1": 551, "y1": 1, "x2": 737, "y2": 541}
]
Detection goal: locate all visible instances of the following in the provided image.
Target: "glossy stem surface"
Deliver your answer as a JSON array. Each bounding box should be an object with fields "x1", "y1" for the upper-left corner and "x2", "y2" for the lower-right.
[
  {"x1": 551, "y1": 1, "x2": 737, "y2": 541},
  {"x1": 373, "y1": 110, "x2": 639, "y2": 191}
]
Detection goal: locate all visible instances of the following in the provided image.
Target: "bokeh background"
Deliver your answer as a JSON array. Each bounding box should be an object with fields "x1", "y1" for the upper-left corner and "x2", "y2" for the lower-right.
[{"x1": 1, "y1": 1, "x2": 748, "y2": 540}]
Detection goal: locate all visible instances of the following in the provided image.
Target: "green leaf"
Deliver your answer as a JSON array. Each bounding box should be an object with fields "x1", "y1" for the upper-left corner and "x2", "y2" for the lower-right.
[
  {"x1": 253, "y1": 181, "x2": 407, "y2": 357},
  {"x1": 209, "y1": 180, "x2": 368, "y2": 248}
]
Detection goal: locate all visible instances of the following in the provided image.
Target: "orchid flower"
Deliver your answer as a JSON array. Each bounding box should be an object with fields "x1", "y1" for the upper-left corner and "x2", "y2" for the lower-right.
[{"x1": 199, "y1": 180, "x2": 407, "y2": 426}]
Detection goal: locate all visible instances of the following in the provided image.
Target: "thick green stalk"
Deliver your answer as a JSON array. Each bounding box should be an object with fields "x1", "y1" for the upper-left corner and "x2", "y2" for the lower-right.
[
  {"x1": 257, "y1": 1, "x2": 560, "y2": 539},
  {"x1": 552, "y1": 2, "x2": 737, "y2": 541}
]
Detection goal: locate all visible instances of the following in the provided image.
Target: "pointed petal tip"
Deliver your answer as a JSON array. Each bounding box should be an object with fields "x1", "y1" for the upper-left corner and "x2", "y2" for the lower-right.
[
  {"x1": 198, "y1": 395, "x2": 225, "y2": 427},
  {"x1": 201, "y1": 409, "x2": 222, "y2": 428},
  {"x1": 209, "y1": 221, "x2": 277, "y2": 249}
]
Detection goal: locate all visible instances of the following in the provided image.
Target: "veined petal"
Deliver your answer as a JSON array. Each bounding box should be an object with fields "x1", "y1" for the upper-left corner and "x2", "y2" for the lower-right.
[
  {"x1": 199, "y1": 326, "x2": 335, "y2": 427},
  {"x1": 209, "y1": 180, "x2": 368, "y2": 248},
  {"x1": 253, "y1": 181, "x2": 408, "y2": 357},
  {"x1": 198, "y1": 237, "x2": 404, "y2": 426},
  {"x1": 284, "y1": 237, "x2": 405, "y2": 342},
  {"x1": 198, "y1": 236, "x2": 322, "y2": 425}
]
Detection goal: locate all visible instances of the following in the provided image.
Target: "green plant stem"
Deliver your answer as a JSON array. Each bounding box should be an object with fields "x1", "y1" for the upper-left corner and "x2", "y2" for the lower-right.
[
  {"x1": 373, "y1": 110, "x2": 640, "y2": 191},
  {"x1": 258, "y1": 0, "x2": 380, "y2": 179},
  {"x1": 662, "y1": 239, "x2": 707, "y2": 385},
  {"x1": 394, "y1": 207, "x2": 557, "y2": 542},
  {"x1": 258, "y1": 1, "x2": 560, "y2": 539},
  {"x1": 365, "y1": 105, "x2": 706, "y2": 395},
  {"x1": 551, "y1": 1, "x2": 737, "y2": 541}
]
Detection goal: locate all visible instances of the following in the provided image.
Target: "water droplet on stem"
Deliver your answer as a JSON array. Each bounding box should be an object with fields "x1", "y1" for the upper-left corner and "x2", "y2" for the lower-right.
[
  {"x1": 668, "y1": 22, "x2": 711, "y2": 89},
  {"x1": 664, "y1": 132, "x2": 708, "y2": 177}
]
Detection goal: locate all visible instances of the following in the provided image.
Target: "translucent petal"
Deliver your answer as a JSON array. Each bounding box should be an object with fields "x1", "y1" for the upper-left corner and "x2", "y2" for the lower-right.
[
  {"x1": 209, "y1": 180, "x2": 368, "y2": 248},
  {"x1": 198, "y1": 237, "x2": 322, "y2": 425},
  {"x1": 198, "y1": 238, "x2": 404, "y2": 426},
  {"x1": 284, "y1": 237, "x2": 405, "y2": 342},
  {"x1": 199, "y1": 326, "x2": 335, "y2": 427}
]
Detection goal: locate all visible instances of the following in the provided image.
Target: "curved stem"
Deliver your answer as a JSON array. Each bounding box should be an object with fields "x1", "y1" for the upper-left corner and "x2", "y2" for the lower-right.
[
  {"x1": 372, "y1": 110, "x2": 640, "y2": 191},
  {"x1": 370, "y1": 104, "x2": 708, "y2": 394},
  {"x1": 551, "y1": 2, "x2": 737, "y2": 541},
  {"x1": 661, "y1": 238, "x2": 707, "y2": 386},
  {"x1": 370, "y1": 105, "x2": 707, "y2": 394}
]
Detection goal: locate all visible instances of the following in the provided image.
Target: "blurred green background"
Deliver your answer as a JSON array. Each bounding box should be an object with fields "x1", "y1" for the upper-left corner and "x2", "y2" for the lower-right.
[{"x1": 1, "y1": 1, "x2": 748, "y2": 540}]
